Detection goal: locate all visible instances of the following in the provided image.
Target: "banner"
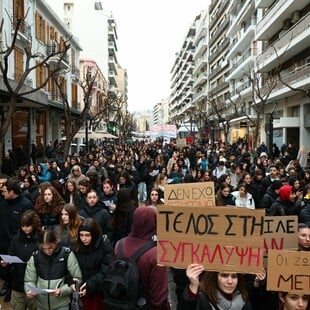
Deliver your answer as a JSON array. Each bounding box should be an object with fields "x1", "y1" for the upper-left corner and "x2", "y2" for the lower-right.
[
  {"x1": 165, "y1": 182, "x2": 215, "y2": 207},
  {"x1": 157, "y1": 205, "x2": 265, "y2": 273},
  {"x1": 267, "y1": 250, "x2": 310, "y2": 293}
]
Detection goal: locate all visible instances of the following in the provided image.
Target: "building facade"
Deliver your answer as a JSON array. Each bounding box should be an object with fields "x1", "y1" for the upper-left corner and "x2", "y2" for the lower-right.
[{"x1": 0, "y1": 0, "x2": 82, "y2": 159}]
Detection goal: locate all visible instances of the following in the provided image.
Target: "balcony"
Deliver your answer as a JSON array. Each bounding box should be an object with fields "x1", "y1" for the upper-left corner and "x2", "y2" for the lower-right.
[
  {"x1": 193, "y1": 86, "x2": 208, "y2": 102},
  {"x1": 194, "y1": 38, "x2": 208, "y2": 58},
  {"x1": 209, "y1": 18, "x2": 230, "y2": 46},
  {"x1": 255, "y1": 0, "x2": 275, "y2": 9},
  {"x1": 230, "y1": 80, "x2": 251, "y2": 98},
  {"x1": 226, "y1": 48, "x2": 256, "y2": 80},
  {"x1": 193, "y1": 72, "x2": 208, "y2": 88},
  {"x1": 208, "y1": 81, "x2": 229, "y2": 96},
  {"x1": 256, "y1": 0, "x2": 309, "y2": 40},
  {"x1": 226, "y1": 23, "x2": 255, "y2": 60},
  {"x1": 209, "y1": 60, "x2": 229, "y2": 80},
  {"x1": 208, "y1": 38, "x2": 230, "y2": 64},
  {"x1": 209, "y1": 0, "x2": 229, "y2": 29},
  {"x1": 11, "y1": 16, "x2": 32, "y2": 42},
  {"x1": 256, "y1": 11, "x2": 310, "y2": 72},
  {"x1": 46, "y1": 41, "x2": 69, "y2": 70},
  {"x1": 227, "y1": 0, "x2": 254, "y2": 37}
]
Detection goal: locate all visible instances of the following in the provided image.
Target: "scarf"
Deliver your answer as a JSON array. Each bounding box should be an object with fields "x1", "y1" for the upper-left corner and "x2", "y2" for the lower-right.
[{"x1": 210, "y1": 290, "x2": 245, "y2": 310}]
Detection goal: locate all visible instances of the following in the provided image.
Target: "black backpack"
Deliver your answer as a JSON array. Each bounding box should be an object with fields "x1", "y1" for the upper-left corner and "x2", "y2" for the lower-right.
[{"x1": 103, "y1": 239, "x2": 156, "y2": 310}]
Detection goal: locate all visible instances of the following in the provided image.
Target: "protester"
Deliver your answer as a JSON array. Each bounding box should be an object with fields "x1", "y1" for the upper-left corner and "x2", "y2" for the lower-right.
[
  {"x1": 1, "y1": 210, "x2": 41, "y2": 310},
  {"x1": 74, "y1": 218, "x2": 114, "y2": 310},
  {"x1": 34, "y1": 184, "x2": 64, "y2": 230},
  {"x1": 177, "y1": 264, "x2": 251, "y2": 309},
  {"x1": 115, "y1": 206, "x2": 171, "y2": 309},
  {"x1": 24, "y1": 229, "x2": 82, "y2": 310},
  {"x1": 54, "y1": 203, "x2": 82, "y2": 249}
]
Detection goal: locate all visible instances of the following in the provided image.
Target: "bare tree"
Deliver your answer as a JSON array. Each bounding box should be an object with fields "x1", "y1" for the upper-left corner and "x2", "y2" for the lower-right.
[
  {"x1": 118, "y1": 111, "x2": 137, "y2": 143},
  {"x1": 53, "y1": 66, "x2": 98, "y2": 157},
  {"x1": 0, "y1": 14, "x2": 70, "y2": 164},
  {"x1": 244, "y1": 70, "x2": 277, "y2": 149}
]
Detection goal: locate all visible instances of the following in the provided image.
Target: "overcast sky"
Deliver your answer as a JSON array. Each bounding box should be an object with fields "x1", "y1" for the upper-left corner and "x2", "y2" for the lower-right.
[{"x1": 104, "y1": 0, "x2": 210, "y2": 112}]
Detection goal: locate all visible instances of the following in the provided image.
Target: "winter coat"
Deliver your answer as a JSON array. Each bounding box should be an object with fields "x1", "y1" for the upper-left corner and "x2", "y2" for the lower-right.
[
  {"x1": 231, "y1": 191, "x2": 255, "y2": 209},
  {"x1": 115, "y1": 206, "x2": 170, "y2": 310},
  {"x1": 299, "y1": 203, "x2": 310, "y2": 224},
  {"x1": 6, "y1": 195, "x2": 34, "y2": 232},
  {"x1": 260, "y1": 187, "x2": 279, "y2": 211},
  {"x1": 268, "y1": 197, "x2": 301, "y2": 216},
  {"x1": 215, "y1": 193, "x2": 236, "y2": 206},
  {"x1": 0, "y1": 196, "x2": 17, "y2": 254},
  {"x1": 37, "y1": 163, "x2": 51, "y2": 182},
  {"x1": 177, "y1": 288, "x2": 252, "y2": 310},
  {"x1": 79, "y1": 201, "x2": 113, "y2": 238},
  {"x1": 24, "y1": 245, "x2": 82, "y2": 310},
  {"x1": 8, "y1": 230, "x2": 39, "y2": 292},
  {"x1": 74, "y1": 235, "x2": 114, "y2": 295}
]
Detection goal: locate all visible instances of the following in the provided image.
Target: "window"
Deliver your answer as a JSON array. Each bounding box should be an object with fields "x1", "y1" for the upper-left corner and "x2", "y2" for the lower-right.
[
  {"x1": 35, "y1": 11, "x2": 46, "y2": 43},
  {"x1": 14, "y1": 47, "x2": 23, "y2": 81}
]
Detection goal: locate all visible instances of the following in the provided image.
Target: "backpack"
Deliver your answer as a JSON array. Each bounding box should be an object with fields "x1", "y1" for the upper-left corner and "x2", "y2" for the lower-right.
[{"x1": 103, "y1": 239, "x2": 156, "y2": 310}]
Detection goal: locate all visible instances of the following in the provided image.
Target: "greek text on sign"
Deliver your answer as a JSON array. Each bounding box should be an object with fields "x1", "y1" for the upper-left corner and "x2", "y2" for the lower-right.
[
  {"x1": 157, "y1": 206, "x2": 265, "y2": 274},
  {"x1": 267, "y1": 250, "x2": 310, "y2": 294},
  {"x1": 165, "y1": 182, "x2": 215, "y2": 207}
]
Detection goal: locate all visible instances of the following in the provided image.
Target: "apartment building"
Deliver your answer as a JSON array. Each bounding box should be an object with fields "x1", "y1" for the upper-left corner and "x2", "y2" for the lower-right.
[
  {"x1": 255, "y1": 0, "x2": 310, "y2": 149},
  {"x1": 207, "y1": 0, "x2": 230, "y2": 141},
  {"x1": 50, "y1": 1, "x2": 127, "y2": 134},
  {"x1": 153, "y1": 98, "x2": 170, "y2": 126},
  {"x1": 192, "y1": 10, "x2": 209, "y2": 136},
  {"x1": 225, "y1": 0, "x2": 258, "y2": 144},
  {"x1": 79, "y1": 59, "x2": 108, "y2": 132},
  {"x1": 169, "y1": 17, "x2": 197, "y2": 126},
  {"x1": 0, "y1": 0, "x2": 82, "y2": 156}
]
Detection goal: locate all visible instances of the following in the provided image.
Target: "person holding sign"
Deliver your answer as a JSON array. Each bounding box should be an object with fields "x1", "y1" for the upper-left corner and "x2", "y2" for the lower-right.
[
  {"x1": 278, "y1": 292, "x2": 310, "y2": 310},
  {"x1": 177, "y1": 263, "x2": 252, "y2": 309}
]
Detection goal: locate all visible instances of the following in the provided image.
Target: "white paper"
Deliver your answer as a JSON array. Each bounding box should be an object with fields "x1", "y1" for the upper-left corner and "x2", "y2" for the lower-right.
[
  {"x1": 0, "y1": 254, "x2": 25, "y2": 264},
  {"x1": 26, "y1": 284, "x2": 55, "y2": 295},
  {"x1": 150, "y1": 170, "x2": 159, "y2": 177}
]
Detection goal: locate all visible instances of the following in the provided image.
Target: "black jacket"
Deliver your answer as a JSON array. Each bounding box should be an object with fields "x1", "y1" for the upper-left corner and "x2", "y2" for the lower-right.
[
  {"x1": 79, "y1": 201, "x2": 113, "y2": 238},
  {"x1": 75, "y1": 235, "x2": 113, "y2": 294},
  {"x1": 268, "y1": 198, "x2": 301, "y2": 216},
  {"x1": 299, "y1": 203, "x2": 310, "y2": 224},
  {"x1": 8, "y1": 230, "x2": 39, "y2": 292},
  {"x1": 6, "y1": 195, "x2": 34, "y2": 232},
  {"x1": 177, "y1": 288, "x2": 252, "y2": 310},
  {"x1": 260, "y1": 187, "x2": 278, "y2": 211}
]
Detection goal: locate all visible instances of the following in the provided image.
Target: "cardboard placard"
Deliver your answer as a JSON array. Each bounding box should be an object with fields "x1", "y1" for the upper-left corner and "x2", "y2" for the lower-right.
[
  {"x1": 165, "y1": 182, "x2": 215, "y2": 207},
  {"x1": 157, "y1": 205, "x2": 265, "y2": 273},
  {"x1": 264, "y1": 216, "x2": 298, "y2": 252},
  {"x1": 267, "y1": 250, "x2": 310, "y2": 293}
]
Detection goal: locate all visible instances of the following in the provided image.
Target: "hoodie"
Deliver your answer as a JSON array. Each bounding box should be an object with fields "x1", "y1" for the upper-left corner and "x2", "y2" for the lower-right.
[{"x1": 115, "y1": 207, "x2": 170, "y2": 310}]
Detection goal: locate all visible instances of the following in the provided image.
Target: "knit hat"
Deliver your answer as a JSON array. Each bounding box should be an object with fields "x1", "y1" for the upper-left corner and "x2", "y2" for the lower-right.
[{"x1": 278, "y1": 185, "x2": 293, "y2": 202}]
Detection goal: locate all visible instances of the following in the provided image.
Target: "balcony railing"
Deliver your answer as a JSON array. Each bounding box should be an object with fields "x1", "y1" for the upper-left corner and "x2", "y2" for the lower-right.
[
  {"x1": 229, "y1": 48, "x2": 254, "y2": 75},
  {"x1": 12, "y1": 16, "x2": 32, "y2": 40},
  {"x1": 209, "y1": 37, "x2": 230, "y2": 64},
  {"x1": 209, "y1": 81, "x2": 229, "y2": 96},
  {"x1": 209, "y1": 18, "x2": 230, "y2": 46},
  {"x1": 256, "y1": 0, "x2": 288, "y2": 34},
  {"x1": 256, "y1": 11, "x2": 310, "y2": 67},
  {"x1": 230, "y1": 80, "x2": 251, "y2": 97},
  {"x1": 261, "y1": 62, "x2": 310, "y2": 96}
]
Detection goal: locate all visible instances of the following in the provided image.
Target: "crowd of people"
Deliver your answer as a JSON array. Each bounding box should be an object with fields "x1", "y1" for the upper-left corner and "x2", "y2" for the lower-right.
[{"x1": 0, "y1": 137, "x2": 309, "y2": 310}]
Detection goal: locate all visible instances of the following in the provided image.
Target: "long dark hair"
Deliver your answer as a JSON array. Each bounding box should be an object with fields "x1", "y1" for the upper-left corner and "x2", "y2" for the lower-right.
[
  {"x1": 199, "y1": 271, "x2": 248, "y2": 305},
  {"x1": 112, "y1": 188, "x2": 134, "y2": 230}
]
